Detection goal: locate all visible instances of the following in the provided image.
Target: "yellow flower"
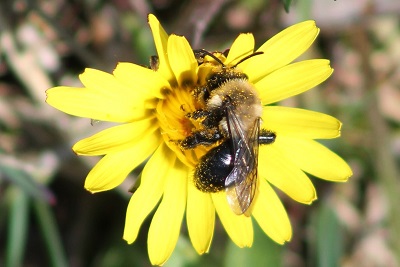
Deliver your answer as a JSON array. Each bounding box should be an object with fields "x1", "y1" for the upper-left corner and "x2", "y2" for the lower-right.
[{"x1": 46, "y1": 14, "x2": 352, "y2": 265}]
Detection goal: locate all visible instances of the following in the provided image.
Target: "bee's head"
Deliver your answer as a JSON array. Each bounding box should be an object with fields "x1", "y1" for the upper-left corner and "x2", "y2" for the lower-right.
[
  {"x1": 206, "y1": 70, "x2": 248, "y2": 92},
  {"x1": 194, "y1": 49, "x2": 263, "y2": 102}
]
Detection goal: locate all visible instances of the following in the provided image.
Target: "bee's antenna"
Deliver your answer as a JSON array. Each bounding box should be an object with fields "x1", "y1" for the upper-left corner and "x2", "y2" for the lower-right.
[
  {"x1": 233, "y1": 51, "x2": 264, "y2": 68},
  {"x1": 194, "y1": 49, "x2": 263, "y2": 68},
  {"x1": 194, "y1": 49, "x2": 225, "y2": 67}
]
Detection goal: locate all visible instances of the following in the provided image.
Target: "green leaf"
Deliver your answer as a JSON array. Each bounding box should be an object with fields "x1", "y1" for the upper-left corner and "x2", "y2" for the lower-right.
[
  {"x1": 281, "y1": 0, "x2": 293, "y2": 12},
  {"x1": 5, "y1": 187, "x2": 29, "y2": 267},
  {"x1": 312, "y1": 201, "x2": 343, "y2": 267},
  {"x1": 33, "y1": 200, "x2": 69, "y2": 267},
  {"x1": 0, "y1": 161, "x2": 54, "y2": 203},
  {"x1": 224, "y1": 219, "x2": 283, "y2": 267}
]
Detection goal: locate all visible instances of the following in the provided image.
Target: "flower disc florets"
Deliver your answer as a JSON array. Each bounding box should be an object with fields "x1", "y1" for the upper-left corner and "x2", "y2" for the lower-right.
[{"x1": 156, "y1": 53, "x2": 234, "y2": 168}]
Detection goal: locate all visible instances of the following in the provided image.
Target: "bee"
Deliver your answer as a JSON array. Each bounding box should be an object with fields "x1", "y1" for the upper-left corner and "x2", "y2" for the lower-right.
[{"x1": 178, "y1": 49, "x2": 276, "y2": 216}]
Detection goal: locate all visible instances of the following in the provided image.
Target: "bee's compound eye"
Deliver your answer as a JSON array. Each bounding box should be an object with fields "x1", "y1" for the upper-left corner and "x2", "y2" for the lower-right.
[
  {"x1": 206, "y1": 73, "x2": 227, "y2": 91},
  {"x1": 207, "y1": 74, "x2": 219, "y2": 85}
]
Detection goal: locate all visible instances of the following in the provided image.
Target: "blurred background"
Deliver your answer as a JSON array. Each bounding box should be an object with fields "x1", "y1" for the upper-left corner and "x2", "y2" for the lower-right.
[{"x1": 0, "y1": 0, "x2": 399, "y2": 266}]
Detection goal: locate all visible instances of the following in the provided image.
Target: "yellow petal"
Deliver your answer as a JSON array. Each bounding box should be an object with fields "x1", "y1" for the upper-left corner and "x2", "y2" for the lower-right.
[
  {"x1": 148, "y1": 14, "x2": 175, "y2": 83},
  {"x1": 262, "y1": 106, "x2": 341, "y2": 139},
  {"x1": 123, "y1": 143, "x2": 175, "y2": 243},
  {"x1": 277, "y1": 136, "x2": 353, "y2": 182},
  {"x1": 78, "y1": 68, "x2": 153, "y2": 104},
  {"x1": 259, "y1": 144, "x2": 317, "y2": 204},
  {"x1": 252, "y1": 179, "x2": 292, "y2": 244},
  {"x1": 113, "y1": 62, "x2": 170, "y2": 99},
  {"x1": 84, "y1": 131, "x2": 161, "y2": 192},
  {"x1": 256, "y1": 59, "x2": 333, "y2": 104},
  {"x1": 46, "y1": 86, "x2": 148, "y2": 122},
  {"x1": 212, "y1": 192, "x2": 253, "y2": 247},
  {"x1": 225, "y1": 33, "x2": 254, "y2": 66},
  {"x1": 186, "y1": 181, "x2": 215, "y2": 254},
  {"x1": 168, "y1": 35, "x2": 198, "y2": 88},
  {"x1": 148, "y1": 160, "x2": 188, "y2": 266},
  {"x1": 73, "y1": 117, "x2": 158, "y2": 155},
  {"x1": 244, "y1": 20, "x2": 319, "y2": 82}
]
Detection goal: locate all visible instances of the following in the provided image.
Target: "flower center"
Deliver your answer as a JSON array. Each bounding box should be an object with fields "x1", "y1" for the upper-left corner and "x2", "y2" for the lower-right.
[
  {"x1": 156, "y1": 87, "x2": 209, "y2": 168},
  {"x1": 155, "y1": 53, "x2": 233, "y2": 168}
]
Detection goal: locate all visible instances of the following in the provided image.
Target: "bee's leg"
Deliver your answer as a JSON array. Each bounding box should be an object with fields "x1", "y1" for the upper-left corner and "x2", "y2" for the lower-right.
[
  {"x1": 201, "y1": 108, "x2": 225, "y2": 128},
  {"x1": 186, "y1": 109, "x2": 209, "y2": 120},
  {"x1": 259, "y1": 130, "x2": 276, "y2": 145},
  {"x1": 149, "y1": 55, "x2": 159, "y2": 71},
  {"x1": 186, "y1": 109, "x2": 224, "y2": 129},
  {"x1": 179, "y1": 128, "x2": 223, "y2": 149}
]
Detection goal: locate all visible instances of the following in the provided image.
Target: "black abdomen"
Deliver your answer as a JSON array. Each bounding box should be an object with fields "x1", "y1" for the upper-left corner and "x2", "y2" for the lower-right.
[{"x1": 194, "y1": 140, "x2": 233, "y2": 192}]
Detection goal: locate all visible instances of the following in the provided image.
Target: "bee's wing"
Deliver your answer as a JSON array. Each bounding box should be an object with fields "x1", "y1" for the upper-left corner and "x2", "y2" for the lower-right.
[{"x1": 224, "y1": 106, "x2": 260, "y2": 216}]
